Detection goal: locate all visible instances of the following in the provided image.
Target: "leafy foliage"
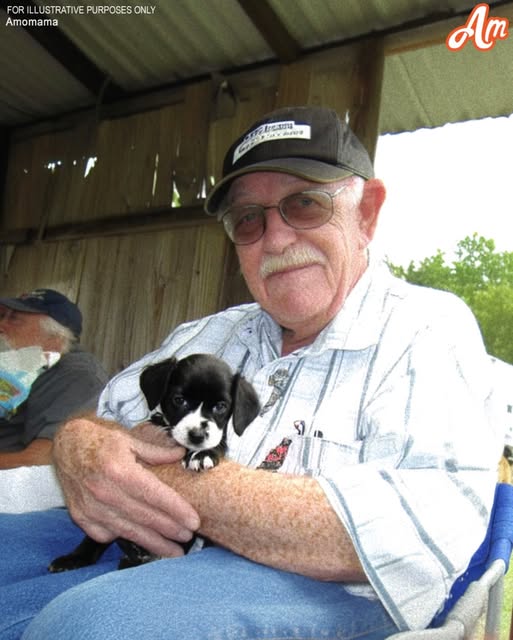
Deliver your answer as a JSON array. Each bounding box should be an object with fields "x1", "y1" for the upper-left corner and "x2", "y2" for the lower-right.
[{"x1": 388, "y1": 235, "x2": 513, "y2": 363}]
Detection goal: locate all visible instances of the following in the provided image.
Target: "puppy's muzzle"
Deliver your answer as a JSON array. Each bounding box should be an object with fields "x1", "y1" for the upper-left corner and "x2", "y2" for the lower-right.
[{"x1": 188, "y1": 424, "x2": 209, "y2": 446}]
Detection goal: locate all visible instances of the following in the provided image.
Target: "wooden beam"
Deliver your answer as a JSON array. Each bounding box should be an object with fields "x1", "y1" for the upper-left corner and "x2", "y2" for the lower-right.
[
  {"x1": 0, "y1": 204, "x2": 217, "y2": 245},
  {"x1": 236, "y1": 0, "x2": 301, "y2": 63},
  {"x1": 0, "y1": 0, "x2": 126, "y2": 102},
  {"x1": 0, "y1": 127, "x2": 9, "y2": 220},
  {"x1": 351, "y1": 39, "x2": 385, "y2": 162}
]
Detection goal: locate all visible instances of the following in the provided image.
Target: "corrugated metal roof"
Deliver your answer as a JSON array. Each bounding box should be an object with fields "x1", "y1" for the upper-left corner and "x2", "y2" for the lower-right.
[
  {"x1": 1, "y1": 0, "x2": 512, "y2": 132},
  {"x1": 381, "y1": 35, "x2": 513, "y2": 131},
  {"x1": 271, "y1": 0, "x2": 476, "y2": 46},
  {"x1": 0, "y1": 9, "x2": 93, "y2": 123},
  {"x1": 53, "y1": 1, "x2": 273, "y2": 90}
]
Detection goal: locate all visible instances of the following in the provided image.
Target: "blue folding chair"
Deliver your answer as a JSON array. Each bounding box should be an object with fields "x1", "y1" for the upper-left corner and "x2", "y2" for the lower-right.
[{"x1": 387, "y1": 481, "x2": 513, "y2": 640}]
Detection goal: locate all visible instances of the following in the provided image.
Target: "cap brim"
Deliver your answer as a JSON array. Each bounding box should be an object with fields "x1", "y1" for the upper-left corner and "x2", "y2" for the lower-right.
[
  {"x1": 0, "y1": 298, "x2": 41, "y2": 314},
  {"x1": 204, "y1": 158, "x2": 356, "y2": 216}
]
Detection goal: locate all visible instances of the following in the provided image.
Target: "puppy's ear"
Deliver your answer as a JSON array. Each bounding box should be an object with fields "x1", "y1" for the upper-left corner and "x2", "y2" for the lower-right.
[
  {"x1": 140, "y1": 357, "x2": 179, "y2": 411},
  {"x1": 231, "y1": 374, "x2": 260, "y2": 436}
]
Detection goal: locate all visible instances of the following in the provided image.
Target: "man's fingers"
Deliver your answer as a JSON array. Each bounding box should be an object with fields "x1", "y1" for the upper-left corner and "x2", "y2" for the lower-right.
[
  {"x1": 82, "y1": 466, "x2": 200, "y2": 538},
  {"x1": 79, "y1": 495, "x2": 195, "y2": 557},
  {"x1": 54, "y1": 418, "x2": 200, "y2": 556},
  {"x1": 128, "y1": 469, "x2": 200, "y2": 532},
  {"x1": 130, "y1": 437, "x2": 186, "y2": 466},
  {"x1": 107, "y1": 513, "x2": 192, "y2": 557},
  {"x1": 76, "y1": 510, "x2": 191, "y2": 558}
]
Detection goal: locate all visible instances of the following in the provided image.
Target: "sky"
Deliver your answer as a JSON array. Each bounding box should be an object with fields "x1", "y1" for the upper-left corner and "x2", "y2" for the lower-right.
[{"x1": 372, "y1": 113, "x2": 513, "y2": 267}]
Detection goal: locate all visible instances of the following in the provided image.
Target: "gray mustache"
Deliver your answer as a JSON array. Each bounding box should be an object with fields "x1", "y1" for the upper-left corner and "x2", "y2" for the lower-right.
[{"x1": 260, "y1": 247, "x2": 327, "y2": 278}]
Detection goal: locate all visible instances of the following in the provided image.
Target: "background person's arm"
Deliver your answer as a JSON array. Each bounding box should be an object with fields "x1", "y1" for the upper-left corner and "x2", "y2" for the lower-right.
[{"x1": 0, "y1": 438, "x2": 52, "y2": 469}]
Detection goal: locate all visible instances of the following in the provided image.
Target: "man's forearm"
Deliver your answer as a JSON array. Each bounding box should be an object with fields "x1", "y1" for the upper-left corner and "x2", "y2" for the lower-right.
[{"x1": 153, "y1": 459, "x2": 366, "y2": 582}]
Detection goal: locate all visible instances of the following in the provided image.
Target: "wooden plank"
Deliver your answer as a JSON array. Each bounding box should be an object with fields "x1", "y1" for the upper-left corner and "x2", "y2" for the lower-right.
[
  {"x1": 236, "y1": 0, "x2": 301, "y2": 63},
  {"x1": 275, "y1": 58, "x2": 312, "y2": 107},
  {"x1": 218, "y1": 242, "x2": 253, "y2": 310},
  {"x1": 74, "y1": 235, "x2": 127, "y2": 371},
  {"x1": 153, "y1": 102, "x2": 182, "y2": 207},
  {"x1": 308, "y1": 48, "x2": 356, "y2": 122},
  {"x1": 148, "y1": 230, "x2": 200, "y2": 350},
  {"x1": 187, "y1": 225, "x2": 230, "y2": 319},
  {"x1": 348, "y1": 39, "x2": 385, "y2": 162},
  {"x1": 0, "y1": 240, "x2": 86, "y2": 306},
  {"x1": 0, "y1": 205, "x2": 216, "y2": 245},
  {"x1": 206, "y1": 83, "x2": 276, "y2": 187},
  {"x1": 273, "y1": 41, "x2": 384, "y2": 161},
  {"x1": 75, "y1": 226, "x2": 229, "y2": 374},
  {"x1": 61, "y1": 117, "x2": 98, "y2": 225},
  {"x1": 174, "y1": 81, "x2": 211, "y2": 206},
  {"x1": 120, "y1": 110, "x2": 159, "y2": 212}
]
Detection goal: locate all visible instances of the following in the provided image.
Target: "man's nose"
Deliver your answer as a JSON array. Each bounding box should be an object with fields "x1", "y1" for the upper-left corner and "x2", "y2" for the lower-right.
[{"x1": 261, "y1": 208, "x2": 297, "y2": 250}]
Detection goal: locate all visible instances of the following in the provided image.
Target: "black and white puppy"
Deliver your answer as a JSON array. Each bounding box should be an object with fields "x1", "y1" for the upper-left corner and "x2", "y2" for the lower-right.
[
  {"x1": 48, "y1": 354, "x2": 260, "y2": 572},
  {"x1": 142, "y1": 353, "x2": 260, "y2": 471}
]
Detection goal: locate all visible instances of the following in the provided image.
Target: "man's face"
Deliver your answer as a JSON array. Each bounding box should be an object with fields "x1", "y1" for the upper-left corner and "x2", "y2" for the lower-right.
[
  {"x1": 228, "y1": 172, "x2": 385, "y2": 337},
  {"x1": 0, "y1": 306, "x2": 50, "y2": 350}
]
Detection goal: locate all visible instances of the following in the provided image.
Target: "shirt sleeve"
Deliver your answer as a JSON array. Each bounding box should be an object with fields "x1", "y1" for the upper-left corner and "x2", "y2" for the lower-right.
[
  {"x1": 316, "y1": 294, "x2": 501, "y2": 631},
  {"x1": 23, "y1": 350, "x2": 108, "y2": 444}
]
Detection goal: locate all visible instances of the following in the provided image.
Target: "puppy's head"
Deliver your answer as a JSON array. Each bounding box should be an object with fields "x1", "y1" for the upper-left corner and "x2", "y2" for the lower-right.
[{"x1": 140, "y1": 354, "x2": 260, "y2": 452}]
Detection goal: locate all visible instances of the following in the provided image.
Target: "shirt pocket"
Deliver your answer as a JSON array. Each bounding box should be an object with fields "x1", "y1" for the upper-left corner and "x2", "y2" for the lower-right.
[
  {"x1": 278, "y1": 431, "x2": 407, "y2": 476},
  {"x1": 279, "y1": 435, "x2": 362, "y2": 476}
]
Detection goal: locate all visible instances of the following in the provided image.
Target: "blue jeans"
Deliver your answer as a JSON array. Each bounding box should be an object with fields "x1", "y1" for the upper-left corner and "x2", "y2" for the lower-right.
[{"x1": 0, "y1": 509, "x2": 398, "y2": 640}]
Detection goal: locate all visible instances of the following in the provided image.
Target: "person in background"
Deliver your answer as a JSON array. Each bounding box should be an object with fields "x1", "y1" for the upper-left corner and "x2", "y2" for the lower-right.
[{"x1": 0, "y1": 288, "x2": 108, "y2": 468}]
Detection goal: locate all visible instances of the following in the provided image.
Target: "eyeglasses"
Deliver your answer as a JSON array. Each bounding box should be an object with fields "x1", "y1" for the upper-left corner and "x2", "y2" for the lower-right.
[{"x1": 221, "y1": 186, "x2": 347, "y2": 245}]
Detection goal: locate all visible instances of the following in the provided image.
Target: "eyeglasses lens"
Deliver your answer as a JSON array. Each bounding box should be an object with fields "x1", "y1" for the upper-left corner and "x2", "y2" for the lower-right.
[
  {"x1": 281, "y1": 192, "x2": 332, "y2": 228},
  {"x1": 224, "y1": 190, "x2": 334, "y2": 245},
  {"x1": 225, "y1": 207, "x2": 263, "y2": 245}
]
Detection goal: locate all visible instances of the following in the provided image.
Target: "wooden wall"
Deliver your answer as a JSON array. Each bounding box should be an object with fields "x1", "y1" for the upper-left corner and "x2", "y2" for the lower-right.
[
  {"x1": 0, "y1": 226, "x2": 230, "y2": 375},
  {"x1": 0, "y1": 40, "x2": 383, "y2": 376}
]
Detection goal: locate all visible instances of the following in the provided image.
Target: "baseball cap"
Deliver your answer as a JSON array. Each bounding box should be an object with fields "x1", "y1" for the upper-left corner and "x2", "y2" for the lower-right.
[
  {"x1": 0, "y1": 289, "x2": 82, "y2": 337},
  {"x1": 204, "y1": 105, "x2": 374, "y2": 215}
]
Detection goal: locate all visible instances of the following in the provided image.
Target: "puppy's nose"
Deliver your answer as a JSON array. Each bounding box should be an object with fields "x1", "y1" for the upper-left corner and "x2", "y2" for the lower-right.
[{"x1": 188, "y1": 427, "x2": 207, "y2": 446}]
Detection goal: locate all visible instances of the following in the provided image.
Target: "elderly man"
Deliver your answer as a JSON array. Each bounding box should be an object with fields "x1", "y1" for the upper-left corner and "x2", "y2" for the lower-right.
[
  {"x1": 0, "y1": 107, "x2": 501, "y2": 639},
  {"x1": 0, "y1": 288, "x2": 108, "y2": 468}
]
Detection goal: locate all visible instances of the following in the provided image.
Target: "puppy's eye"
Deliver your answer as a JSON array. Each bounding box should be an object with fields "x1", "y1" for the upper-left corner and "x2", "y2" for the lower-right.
[
  {"x1": 212, "y1": 401, "x2": 229, "y2": 416},
  {"x1": 173, "y1": 394, "x2": 188, "y2": 410}
]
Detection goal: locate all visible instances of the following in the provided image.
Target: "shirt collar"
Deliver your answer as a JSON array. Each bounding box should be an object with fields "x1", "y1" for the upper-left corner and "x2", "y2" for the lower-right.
[
  {"x1": 308, "y1": 260, "x2": 385, "y2": 354},
  {"x1": 236, "y1": 258, "x2": 393, "y2": 359}
]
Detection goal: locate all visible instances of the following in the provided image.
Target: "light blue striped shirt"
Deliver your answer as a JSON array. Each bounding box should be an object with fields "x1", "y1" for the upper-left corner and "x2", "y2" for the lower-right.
[{"x1": 99, "y1": 261, "x2": 502, "y2": 630}]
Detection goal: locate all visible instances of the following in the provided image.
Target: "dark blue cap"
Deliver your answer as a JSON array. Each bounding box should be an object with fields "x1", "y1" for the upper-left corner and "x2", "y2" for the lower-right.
[{"x1": 0, "y1": 288, "x2": 82, "y2": 337}]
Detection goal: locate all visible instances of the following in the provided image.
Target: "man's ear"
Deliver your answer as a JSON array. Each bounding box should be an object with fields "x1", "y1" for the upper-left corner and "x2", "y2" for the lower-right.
[{"x1": 358, "y1": 178, "x2": 386, "y2": 248}]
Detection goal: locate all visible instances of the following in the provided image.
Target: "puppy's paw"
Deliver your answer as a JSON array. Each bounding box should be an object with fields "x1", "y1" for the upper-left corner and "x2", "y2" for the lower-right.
[
  {"x1": 48, "y1": 536, "x2": 110, "y2": 573},
  {"x1": 48, "y1": 554, "x2": 93, "y2": 573},
  {"x1": 115, "y1": 539, "x2": 158, "y2": 569},
  {"x1": 183, "y1": 450, "x2": 219, "y2": 472},
  {"x1": 189, "y1": 454, "x2": 215, "y2": 471}
]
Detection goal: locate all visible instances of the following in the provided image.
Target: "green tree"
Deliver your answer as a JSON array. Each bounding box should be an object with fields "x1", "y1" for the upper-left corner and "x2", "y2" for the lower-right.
[{"x1": 388, "y1": 235, "x2": 513, "y2": 363}]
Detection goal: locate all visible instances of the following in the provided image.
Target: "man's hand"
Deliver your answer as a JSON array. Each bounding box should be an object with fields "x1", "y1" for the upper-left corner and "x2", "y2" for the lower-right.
[{"x1": 52, "y1": 416, "x2": 200, "y2": 557}]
